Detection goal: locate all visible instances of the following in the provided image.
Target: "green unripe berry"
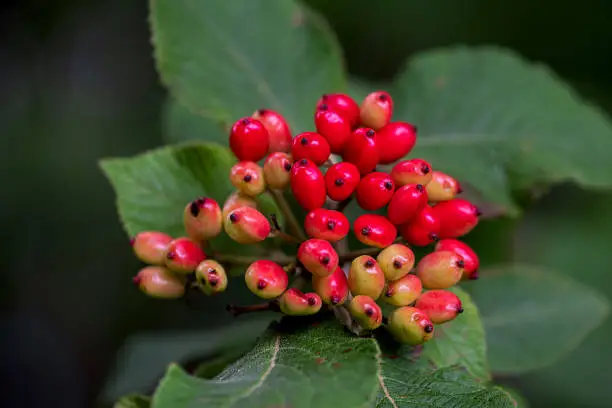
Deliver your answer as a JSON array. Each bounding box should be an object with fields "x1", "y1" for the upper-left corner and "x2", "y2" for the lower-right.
[
  {"x1": 279, "y1": 289, "x2": 322, "y2": 316},
  {"x1": 387, "y1": 306, "x2": 434, "y2": 345},
  {"x1": 376, "y1": 243, "x2": 415, "y2": 281},
  {"x1": 224, "y1": 206, "x2": 271, "y2": 244},
  {"x1": 183, "y1": 197, "x2": 223, "y2": 242},
  {"x1": 297, "y1": 238, "x2": 339, "y2": 277},
  {"x1": 263, "y1": 152, "x2": 293, "y2": 189},
  {"x1": 348, "y1": 295, "x2": 383, "y2": 330},
  {"x1": 131, "y1": 231, "x2": 173, "y2": 265},
  {"x1": 195, "y1": 260, "x2": 228, "y2": 295},
  {"x1": 383, "y1": 274, "x2": 423, "y2": 306},
  {"x1": 245, "y1": 260, "x2": 289, "y2": 299},
  {"x1": 416, "y1": 250, "x2": 464, "y2": 289},
  {"x1": 312, "y1": 266, "x2": 349, "y2": 305},
  {"x1": 230, "y1": 161, "x2": 266, "y2": 197},
  {"x1": 348, "y1": 255, "x2": 385, "y2": 300},
  {"x1": 133, "y1": 266, "x2": 185, "y2": 299}
]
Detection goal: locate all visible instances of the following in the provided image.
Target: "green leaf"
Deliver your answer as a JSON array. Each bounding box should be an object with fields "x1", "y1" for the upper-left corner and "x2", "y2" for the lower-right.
[
  {"x1": 163, "y1": 98, "x2": 227, "y2": 145},
  {"x1": 467, "y1": 264, "x2": 609, "y2": 374},
  {"x1": 421, "y1": 287, "x2": 489, "y2": 381},
  {"x1": 152, "y1": 320, "x2": 512, "y2": 408},
  {"x1": 114, "y1": 394, "x2": 150, "y2": 408},
  {"x1": 391, "y1": 46, "x2": 612, "y2": 213},
  {"x1": 498, "y1": 386, "x2": 530, "y2": 408},
  {"x1": 150, "y1": 0, "x2": 346, "y2": 134}
]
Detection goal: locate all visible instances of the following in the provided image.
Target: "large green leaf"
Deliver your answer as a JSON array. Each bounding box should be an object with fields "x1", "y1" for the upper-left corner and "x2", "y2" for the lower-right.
[
  {"x1": 467, "y1": 264, "x2": 609, "y2": 374},
  {"x1": 150, "y1": 0, "x2": 346, "y2": 133},
  {"x1": 163, "y1": 98, "x2": 227, "y2": 145},
  {"x1": 391, "y1": 46, "x2": 612, "y2": 214},
  {"x1": 152, "y1": 320, "x2": 512, "y2": 408},
  {"x1": 114, "y1": 394, "x2": 150, "y2": 408}
]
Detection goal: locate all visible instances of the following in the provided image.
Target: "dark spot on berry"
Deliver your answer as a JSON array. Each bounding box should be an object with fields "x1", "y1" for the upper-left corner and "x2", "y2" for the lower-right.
[
  {"x1": 300, "y1": 137, "x2": 308, "y2": 145},
  {"x1": 241, "y1": 118, "x2": 250, "y2": 125},
  {"x1": 257, "y1": 280, "x2": 267, "y2": 290},
  {"x1": 424, "y1": 324, "x2": 434, "y2": 333},
  {"x1": 299, "y1": 159, "x2": 308, "y2": 166},
  {"x1": 319, "y1": 103, "x2": 328, "y2": 111},
  {"x1": 327, "y1": 220, "x2": 336, "y2": 230},
  {"x1": 385, "y1": 288, "x2": 393, "y2": 297},
  {"x1": 365, "y1": 129, "x2": 375, "y2": 137},
  {"x1": 457, "y1": 260, "x2": 465, "y2": 268},
  {"x1": 166, "y1": 251, "x2": 175, "y2": 260},
  {"x1": 393, "y1": 259, "x2": 402, "y2": 269},
  {"x1": 207, "y1": 268, "x2": 217, "y2": 275},
  {"x1": 330, "y1": 295, "x2": 340, "y2": 305},
  {"x1": 283, "y1": 161, "x2": 292, "y2": 171},
  {"x1": 209, "y1": 277, "x2": 219, "y2": 287},
  {"x1": 342, "y1": 348, "x2": 353, "y2": 353},
  {"x1": 190, "y1": 201, "x2": 200, "y2": 217},
  {"x1": 457, "y1": 186, "x2": 464, "y2": 194},
  {"x1": 457, "y1": 307, "x2": 464, "y2": 314},
  {"x1": 229, "y1": 213, "x2": 239, "y2": 223},
  {"x1": 321, "y1": 94, "x2": 328, "y2": 100},
  {"x1": 320, "y1": 255, "x2": 330, "y2": 265},
  {"x1": 364, "y1": 307, "x2": 374, "y2": 317},
  {"x1": 197, "y1": 197, "x2": 206, "y2": 204},
  {"x1": 475, "y1": 207, "x2": 483, "y2": 216},
  {"x1": 243, "y1": 174, "x2": 252, "y2": 182},
  {"x1": 428, "y1": 232, "x2": 439, "y2": 242},
  {"x1": 416, "y1": 184, "x2": 424, "y2": 192},
  {"x1": 334, "y1": 178, "x2": 344, "y2": 186},
  {"x1": 378, "y1": 93, "x2": 387, "y2": 101},
  {"x1": 307, "y1": 296, "x2": 317, "y2": 306},
  {"x1": 469, "y1": 271, "x2": 480, "y2": 280},
  {"x1": 421, "y1": 164, "x2": 430, "y2": 174},
  {"x1": 132, "y1": 275, "x2": 141, "y2": 285},
  {"x1": 257, "y1": 109, "x2": 267, "y2": 115},
  {"x1": 129, "y1": 237, "x2": 135, "y2": 246},
  {"x1": 361, "y1": 227, "x2": 371, "y2": 236},
  {"x1": 364, "y1": 259, "x2": 375, "y2": 268},
  {"x1": 384, "y1": 181, "x2": 393, "y2": 190}
]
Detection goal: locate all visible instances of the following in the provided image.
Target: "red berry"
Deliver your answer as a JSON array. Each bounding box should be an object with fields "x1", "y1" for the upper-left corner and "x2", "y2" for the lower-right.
[
  {"x1": 348, "y1": 255, "x2": 386, "y2": 299},
  {"x1": 342, "y1": 127, "x2": 379, "y2": 175},
  {"x1": 383, "y1": 274, "x2": 423, "y2": 307},
  {"x1": 324, "y1": 161, "x2": 360, "y2": 202},
  {"x1": 131, "y1": 231, "x2": 173, "y2": 265},
  {"x1": 399, "y1": 205, "x2": 440, "y2": 247},
  {"x1": 297, "y1": 238, "x2": 339, "y2": 277},
  {"x1": 415, "y1": 290, "x2": 463, "y2": 324},
  {"x1": 230, "y1": 161, "x2": 266, "y2": 196},
  {"x1": 290, "y1": 159, "x2": 326, "y2": 210},
  {"x1": 229, "y1": 117, "x2": 269, "y2": 162},
  {"x1": 312, "y1": 266, "x2": 349, "y2": 305},
  {"x1": 183, "y1": 197, "x2": 223, "y2": 242},
  {"x1": 390, "y1": 158, "x2": 432, "y2": 187},
  {"x1": 353, "y1": 214, "x2": 397, "y2": 248},
  {"x1": 245, "y1": 260, "x2": 289, "y2": 299},
  {"x1": 376, "y1": 122, "x2": 417, "y2": 164},
  {"x1": 359, "y1": 91, "x2": 393, "y2": 130},
  {"x1": 165, "y1": 237, "x2": 206, "y2": 274},
  {"x1": 263, "y1": 152, "x2": 293, "y2": 190},
  {"x1": 376, "y1": 243, "x2": 415, "y2": 281},
  {"x1": 416, "y1": 250, "x2": 464, "y2": 289},
  {"x1": 279, "y1": 289, "x2": 322, "y2": 316},
  {"x1": 348, "y1": 295, "x2": 383, "y2": 330},
  {"x1": 133, "y1": 266, "x2": 185, "y2": 299},
  {"x1": 222, "y1": 191, "x2": 257, "y2": 218},
  {"x1": 426, "y1": 171, "x2": 462, "y2": 202},
  {"x1": 224, "y1": 206, "x2": 271, "y2": 244},
  {"x1": 434, "y1": 199, "x2": 480, "y2": 239},
  {"x1": 252, "y1": 109, "x2": 292, "y2": 153},
  {"x1": 387, "y1": 306, "x2": 434, "y2": 345},
  {"x1": 304, "y1": 208, "x2": 349, "y2": 242},
  {"x1": 195, "y1": 260, "x2": 228, "y2": 295},
  {"x1": 387, "y1": 184, "x2": 428, "y2": 225},
  {"x1": 316, "y1": 93, "x2": 360, "y2": 128},
  {"x1": 435, "y1": 239, "x2": 480, "y2": 280},
  {"x1": 356, "y1": 172, "x2": 395, "y2": 211},
  {"x1": 315, "y1": 105, "x2": 352, "y2": 153},
  {"x1": 291, "y1": 132, "x2": 331, "y2": 166}
]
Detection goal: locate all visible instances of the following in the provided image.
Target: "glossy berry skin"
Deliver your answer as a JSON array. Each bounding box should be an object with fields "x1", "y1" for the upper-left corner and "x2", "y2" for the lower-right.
[
  {"x1": 131, "y1": 231, "x2": 173, "y2": 265},
  {"x1": 342, "y1": 128, "x2": 379, "y2": 175},
  {"x1": 353, "y1": 214, "x2": 397, "y2": 248},
  {"x1": 183, "y1": 197, "x2": 223, "y2": 242},
  {"x1": 356, "y1": 172, "x2": 395, "y2": 211},
  {"x1": 383, "y1": 274, "x2": 423, "y2": 307},
  {"x1": 263, "y1": 152, "x2": 293, "y2": 190},
  {"x1": 314, "y1": 105, "x2": 352, "y2": 153},
  {"x1": 399, "y1": 205, "x2": 440, "y2": 247},
  {"x1": 387, "y1": 306, "x2": 434, "y2": 346},
  {"x1": 426, "y1": 171, "x2": 462, "y2": 202},
  {"x1": 229, "y1": 117, "x2": 269, "y2": 162},
  {"x1": 165, "y1": 237, "x2": 207, "y2": 274},
  {"x1": 434, "y1": 199, "x2": 480, "y2": 239},
  {"x1": 222, "y1": 191, "x2": 257, "y2": 218},
  {"x1": 312, "y1": 266, "x2": 349, "y2": 306},
  {"x1": 297, "y1": 239, "x2": 339, "y2": 277},
  {"x1": 324, "y1": 161, "x2": 360, "y2": 202},
  {"x1": 133, "y1": 266, "x2": 185, "y2": 299},
  {"x1": 245, "y1": 260, "x2": 289, "y2": 299},
  {"x1": 391, "y1": 158, "x2": 432, "y2": 187},
  {"x1": 304, "y1": 208, "x2": 349, "y2": 242},
  {"x1": 416, "y1": 250, "x2": 464, "y2": 289},
  {"x1": 359, "y1": 91, "x2": 393, "y2": 131},
  {"x1": 348, "y1": 295, "x2": 383, "y2": 330},
  {"x1": 230, "y1": 161, "x2": 266, "y2": 197},
  {"x1": 415, "y1": 290, "x2": 463, "y2": 324},
  {"x1": 224, "y1": 206, "x2": 271, "y2": 244},
  {"x1": 195, "y1": 260, "x2": 228, "y2": 296},
  {"x1": 279, "y1": 289, "x2": 322, "y2": 316},
  {"x1": 376, "y1": 122, "x2": 417, "y2": 164},
  {"x1": 252, "y1": 109, "x2": 292, "y2": 153},
  {"x1": 435, "y1": 239, "x2": 480, "y2": 280},
  {"x1": 290, "y1": 159, "x2": 326, "y2": 211},
  {"x1": 348, "y1": 255, "x2": 385, "y2": 299},
  {"x1": 376, "y1": 243, "x2": 415, "y2": 281},
  {"x1": 387, "y1": 184, "x2": 428, "y2": 225},
  {"x1": 316, "y1": 93, "x2": 360, "y2": 128},
  {"x1": 291, "y1": 132, "x2": 331, "y2": 166}
]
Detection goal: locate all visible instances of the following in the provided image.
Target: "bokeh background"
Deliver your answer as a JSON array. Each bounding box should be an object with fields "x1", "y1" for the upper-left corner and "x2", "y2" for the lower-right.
[{"x1": 2, "y1": 0, "x2": 612, "y2": 407}]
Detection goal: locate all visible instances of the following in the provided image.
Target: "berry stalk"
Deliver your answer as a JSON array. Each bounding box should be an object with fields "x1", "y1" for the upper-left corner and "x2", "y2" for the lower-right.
[{"x1": 268, "y1": 188, "x2": 308, "y2": 241}]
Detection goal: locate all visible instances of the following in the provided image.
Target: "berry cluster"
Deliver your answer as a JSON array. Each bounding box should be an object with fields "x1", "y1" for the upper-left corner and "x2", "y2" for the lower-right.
[{"x1": 130, "y1": 91, "x2": 482, "y2": 346}]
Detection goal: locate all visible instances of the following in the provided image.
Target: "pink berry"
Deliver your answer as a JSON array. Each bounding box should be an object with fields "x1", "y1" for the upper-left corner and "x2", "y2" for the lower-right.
[
  {"x1": 252, "y1": 109, "x2": 292, "y2": 153},
  {"x1": 183, "y1": 197, "x2": 223, "y2": 242},
  {"x1": 390, "y1": 158, "x2": 432, "y2": 187},
  {"x1": 433, "y1": 199, "x2": 480, "y2": 239},
  {"x1": 387, "y1": 184, "x2": 428, "y2": 225},
  {"x1": 131, "y1": 231, "x2": 173, "y2": 265},
  {"x1": 244, "y1": 260, "x2": 289, "y2": 299},
  {"x1": 353, "y1": 214, "x2": 397, "y2": 248},
  {"x1": 359, "y1": 91, "x2": 393, "y2": 130},
  {"x1": 304, "y1": 208, "x2": 349, "y2": 242},
  {"x1": 291, "y1": 132, "x2": 331, "y2": 166},
  {"x1": 324, "y1": 161, "x2": 360, "y2": 202},
  {"x1": 355, "y1": 172, "x2": 395, "y2": 211},
  {"x1": 229, "y1": 117, "x2": 269, "y2": 162},
  {"x1": 315, "y1": 93, "x2": 360, "y2": 128},
  {"x1": 165, "y1": 237, "x2": 206, "y2": 274},
  {"x1": 312, "y1": 266, "x2": 349, "y2": 305},
  {"x1": 435, "y1": 239, "x2": 480, "y2": 280},
  {"x1": 415, "y1": 290, "x2": 463, "y2": 324},
  {"x1": 224, "y1": 206, "x2": 271, "y2": 244},
  {"x1": 399, "y1": 205, "x2": 440, "y2": 247},
  {"x1": 297, "y1": 239, "x2": 339, "y2": 277},
  {"x1": 263, "y1": 152, "x2": 293, "y2": 190}
]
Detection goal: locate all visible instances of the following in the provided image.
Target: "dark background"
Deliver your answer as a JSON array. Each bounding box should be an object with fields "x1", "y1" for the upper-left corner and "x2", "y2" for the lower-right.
[{"x1": 2, "y1": 0, "x2": 612, "y2": 407}]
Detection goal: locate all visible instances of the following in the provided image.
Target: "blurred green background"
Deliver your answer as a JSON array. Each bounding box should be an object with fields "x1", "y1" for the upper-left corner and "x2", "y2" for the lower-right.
[{"x1": 2, "y1": 0, "x2": 612, "y2": 407}]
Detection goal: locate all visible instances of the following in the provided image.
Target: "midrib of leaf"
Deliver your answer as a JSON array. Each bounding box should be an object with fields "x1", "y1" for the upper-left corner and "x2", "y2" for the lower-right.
[
  {"x1": 427, "y1": 324, "x2": 484, "y2": 381},
  {"x1": 374, "y1": 341, "x2": 399, "y2": 408}
]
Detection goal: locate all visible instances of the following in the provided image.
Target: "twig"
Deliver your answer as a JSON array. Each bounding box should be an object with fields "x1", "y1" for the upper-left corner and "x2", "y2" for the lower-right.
[{"x1": 267, "y1": 189, "x2": 307, "y2": 241}]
